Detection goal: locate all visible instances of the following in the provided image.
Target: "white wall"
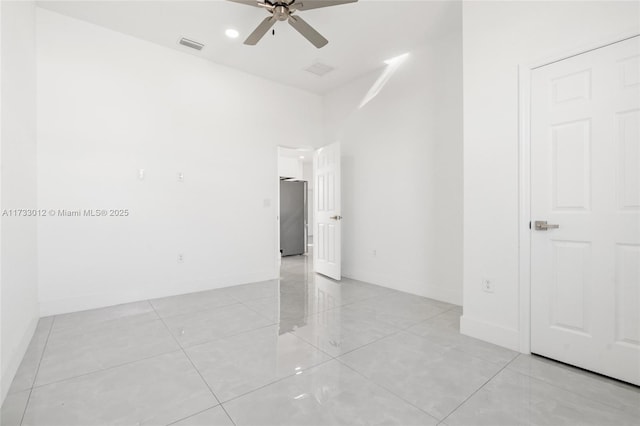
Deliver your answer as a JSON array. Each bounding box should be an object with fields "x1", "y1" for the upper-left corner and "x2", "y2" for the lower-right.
[
  {"x1": 36, "y1": 9, "x2": 322, "y2": 316},
  {"x1": 277, "y1": 152, "x2": 303, "y2": 180},
  {"x1": 323, "y1": 18, "x2": 463, "y2": 304},
  {"x1": 462, "y1": 1, "x2": 640, "y2": 350},
  {"x1": 1, "y1": 0, "x2": 39, "y2": 403}
]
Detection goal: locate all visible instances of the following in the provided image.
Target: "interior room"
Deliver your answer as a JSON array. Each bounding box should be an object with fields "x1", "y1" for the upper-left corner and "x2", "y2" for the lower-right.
[{"x1": 1, "y1": 0, "x2": 638, "y2": 425}]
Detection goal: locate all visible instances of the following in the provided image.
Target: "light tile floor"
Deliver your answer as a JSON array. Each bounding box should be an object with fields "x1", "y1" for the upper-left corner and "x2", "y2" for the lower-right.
[{"x1": 2, "y1": 254, "x2": 639, "y2": 425}]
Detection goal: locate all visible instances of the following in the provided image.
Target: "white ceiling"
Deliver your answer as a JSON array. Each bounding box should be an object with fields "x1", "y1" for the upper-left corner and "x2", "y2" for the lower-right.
[{"x1": 37, "y1": 0, "x2": 460, "y2": 94}]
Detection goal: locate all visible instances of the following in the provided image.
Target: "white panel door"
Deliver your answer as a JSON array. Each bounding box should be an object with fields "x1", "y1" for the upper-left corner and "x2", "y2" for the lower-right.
[
  {"x1": 531, "y1": 36, "x2": 640, "y2": 385},
  {"x1": 314, "y1": 142, "x2": 341, "y2": 280}
]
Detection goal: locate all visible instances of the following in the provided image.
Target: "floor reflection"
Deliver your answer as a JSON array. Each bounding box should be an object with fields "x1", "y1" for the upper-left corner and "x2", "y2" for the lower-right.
[{"x1": 277, "y1": 253, "x2": 342, "y2": 334}]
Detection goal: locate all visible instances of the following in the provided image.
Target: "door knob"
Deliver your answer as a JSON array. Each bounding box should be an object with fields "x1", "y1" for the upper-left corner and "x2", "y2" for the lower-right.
[
  {"x1": 330, "y1": 215, "x2": 343, "y2": 220},
  {"x1": 535, "y1": 220, "x2": 560, "y2": 231}
]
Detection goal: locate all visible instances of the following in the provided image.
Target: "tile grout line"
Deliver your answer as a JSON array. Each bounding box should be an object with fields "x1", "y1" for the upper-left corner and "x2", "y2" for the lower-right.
[
  {"x1": 176, "y1": 328, "x2": 337, "y2": 408},
  {"x1": 235, "y1": 297, "x2": 278, "y2": 322},
  {"x1": 304, "y1": 325, "x2": 405, "y2": 360},
  {"x1": 217, "y1": 357, "x2": 337, "y2": 406},
  {"x1": 151, "y1": 300, "x2": 283, "y2": 349},
  {"x1": 155, "y1": 317, "x2": 339, "y2": 422},
  {"x1": 43, "y1": 314, "x2": 167, "y2": 343},
  {"x1": 150, "y1": 300, "x2": 244, "y2": 322},
  {"x1": 439, "y1": 353, "x2": 519, "y2": 424},
  {"x1": 335, "y1": 357, "x2": 441, "y2": 423},
  {"x1": 147, "y1": 300, "x2": 241, "y2": 426},
  {"x1": 13, "y1": 308, "x2": 470, "y2": 411},
  {"x1": 281, "y1": 297, "x2": 404, "y2": 356},
  {"x1": 147, "y1": 302, "x2": 221, "y2": 405},
  {"x1": 28, "y1": 348, "x2": 185, "y2": 391},
  {"x1": 329, "y1": 324, "x2": 519, "y2": 423},
  {"x1": 13, "y1": 301, "x2": 271, "y2": 396},
  {"x1": 286, "y1": 299, "x2": 459, "y2": 362},
  {"x1": 234, "y1": 287, "x2": 402, "y2": 348},
  {"x1": 397, "y1": 312, "x2": 521, "y2": 370},
  {"x1": 165, "y1": 402, "x2": 237, "y2": 426},
  {"x1": 164, "y1": 404, "x2": 219, "y2": 426},
  {"x1": 285, "y1": 330, "x2": 341, "y2": 360},
  {"x1": 307, "y1": 308, "x2": 459, "y2": 361},
  {"x1": 181, "y1": 322, "x2": 278, "y2": 351},
  {"x1": 501, "y1": 356, "x2": 640, "y2": 414},
  {"x1": 23, "y1": 302, "x2": 186, "y2": 391},
  {"x1": 13, "y1": 268, "x2": 464, "y2": 424},
  {"x1": 164, "y1": 320, "x2": 342, "y2": 410},
  {"x1": 19, "y1": 316, "x2": 56, "y2": 426},
  {"x1": 217, "y1": 403, "x2": 237, "y2": 426},
  {"x1": 260, "y1": 276, "x2": 446, "y2": 325}
]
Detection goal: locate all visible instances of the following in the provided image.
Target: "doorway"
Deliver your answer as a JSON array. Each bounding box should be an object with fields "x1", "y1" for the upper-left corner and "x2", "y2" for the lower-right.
[
  {"x1": 277, "y1": 147, "x2": 314, "y2": 260},
  {"x1": 280, "y1": 179, "x2": 307, "y2": 257},
  {"x1": 529, "y1": 36, "x2": 639, "y2": 385},
  {"x1": 276, "y1": 143, "x2": 342, "y2": 280}
]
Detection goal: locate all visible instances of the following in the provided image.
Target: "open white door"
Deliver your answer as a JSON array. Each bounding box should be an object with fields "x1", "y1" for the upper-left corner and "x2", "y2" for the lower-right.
[
  {"x1": 531, "y1": 36, "x2": 640, "y2": 385},
  {"x1": 314, "y1": 142, "x2": 341, "y2": 280}
]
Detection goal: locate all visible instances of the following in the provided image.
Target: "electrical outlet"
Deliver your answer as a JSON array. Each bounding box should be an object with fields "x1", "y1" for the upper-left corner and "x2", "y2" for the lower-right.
[
  {"x1": 482, "y1": 279, "x2": 493, "y2": 293},
  {"x1": 177, "y1": 253, "x2": 184, "y2": 263},
  {"x1": 177, "y1": 172, "x2": 184, "y2": 182},
  {"x1": 372, "y1": 249, "x2": 377, "y2": 257}
]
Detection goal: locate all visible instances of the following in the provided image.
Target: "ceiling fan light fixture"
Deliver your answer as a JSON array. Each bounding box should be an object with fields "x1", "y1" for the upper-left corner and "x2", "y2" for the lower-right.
[{"x1": 225, "y1": 28, "x2": 240, "y2": 39}]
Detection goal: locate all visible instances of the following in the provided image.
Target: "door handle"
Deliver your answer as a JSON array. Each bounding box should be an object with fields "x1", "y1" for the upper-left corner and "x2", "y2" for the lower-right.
[
  {"x1": 534, "y1": 220, "x2": 560, "y2": 231},
  {"x1": 330, "y1": 215, "x2": 343, "y2": 220}
]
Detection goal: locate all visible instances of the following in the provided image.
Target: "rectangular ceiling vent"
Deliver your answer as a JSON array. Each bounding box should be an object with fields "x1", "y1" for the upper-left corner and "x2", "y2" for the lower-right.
[
  {"x1": 304, "y1": 62, "x2": 335, "y2": 77},
  {"x1": 179, "y1": 37, "x2": 204, "y2": 51}
]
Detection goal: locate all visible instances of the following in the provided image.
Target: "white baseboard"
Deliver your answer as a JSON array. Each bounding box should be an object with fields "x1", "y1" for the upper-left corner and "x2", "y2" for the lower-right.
[
  {"x1": 1, "y1": 315, "x2": 38, "y2": 404},
  {"x1": 342, "y1": 268, "x2": 462, "y2": 306},
  {"x1": 460, "y1": 314, "x2": 520, "y2": 351},
  {"x1": 39, "y1": 270, "x2": 277, "y2": 317}
]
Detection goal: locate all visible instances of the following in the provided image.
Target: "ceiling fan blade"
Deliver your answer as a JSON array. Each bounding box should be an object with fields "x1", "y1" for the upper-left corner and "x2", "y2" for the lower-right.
[
  {"x1": 226, "y1": 0, "x2": 263, "y2": 8},
  {"x1": 292, "y1": 0, "x2": 357, "y2": 11},
  {"x1": 244, "y1": 16, "x2": 278, "y2": 45},
  {"x1": 288, "y1": 15, "x2": 328, "y2": 48}
]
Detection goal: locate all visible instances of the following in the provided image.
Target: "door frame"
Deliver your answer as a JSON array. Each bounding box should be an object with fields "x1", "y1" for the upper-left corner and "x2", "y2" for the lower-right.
[
  {"x1": 517, "y1": 31, "x2": 640, "y2": 354},
  {"x1": 275, "y1": 146, "x2": 281, "y2": 274}
]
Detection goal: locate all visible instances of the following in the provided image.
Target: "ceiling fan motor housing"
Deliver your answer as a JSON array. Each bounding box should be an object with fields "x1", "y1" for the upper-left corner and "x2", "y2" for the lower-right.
[{"x1": 273, "y1": 5, "x2": 290, "y2": 21}]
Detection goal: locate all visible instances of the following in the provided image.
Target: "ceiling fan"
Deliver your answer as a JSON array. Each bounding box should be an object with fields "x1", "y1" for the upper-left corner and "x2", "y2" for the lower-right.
[{"x1": 228, "y1": 0, "x2": 358, "y2": 48}]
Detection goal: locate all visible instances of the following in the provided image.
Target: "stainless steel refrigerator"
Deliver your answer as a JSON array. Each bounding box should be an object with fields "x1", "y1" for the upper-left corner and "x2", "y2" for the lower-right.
[{"x1": 280, "y1": 180, "x2": 307, "y2": 256}]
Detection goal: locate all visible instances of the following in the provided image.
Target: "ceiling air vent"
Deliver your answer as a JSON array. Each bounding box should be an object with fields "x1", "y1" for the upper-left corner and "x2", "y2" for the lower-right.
[
  {"x1": 304, "y1": 62, "x2": 335, "y2": 77},
  {"x1": 179, "y1": 37, "x2": 204, "y2": 51}
]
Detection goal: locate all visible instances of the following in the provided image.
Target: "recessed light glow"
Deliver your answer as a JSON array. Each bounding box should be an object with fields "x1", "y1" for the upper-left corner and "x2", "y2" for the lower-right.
[
  {"x1": 225, "y1": 28, "x2": 240, "y2": 39},
  {"x1": 384, "y1": 52, "x2": 410, "y2": 65},
  {"x1": 299, "y1": 156, "x2": 305, "y2": 159}
]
